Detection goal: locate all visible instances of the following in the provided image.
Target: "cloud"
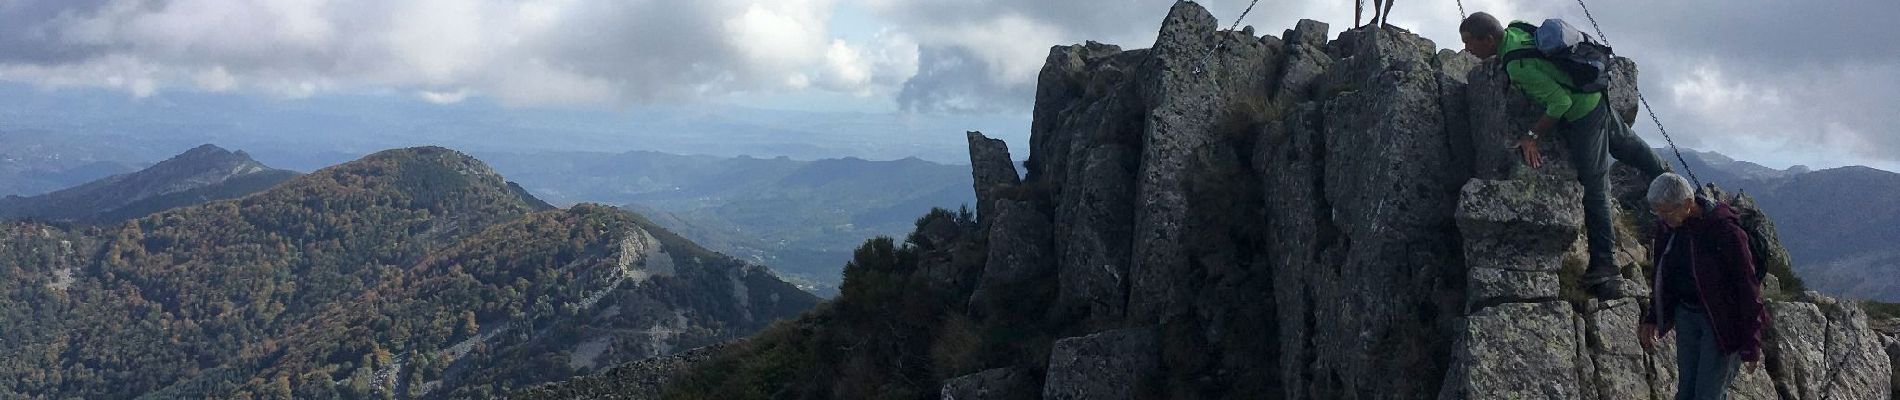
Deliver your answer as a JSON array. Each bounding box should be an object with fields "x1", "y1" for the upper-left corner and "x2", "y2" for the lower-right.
[
  {"x1": 1534, "y1": 0, "x2": 1900, "y2": 168},
  {"x1": 816, "y1": 31, "x2": 918, "y2": 96},
  {"x1": 0, "y1": 0, "x2": 1893, "y2": 169},
  {"x1": 865, "y1": 0, "x2": 1899, "y2": 167},
  {"x1": 1669, "y1": 63, "x2": 1785, "y2": 120},
  {"x1": 1659, "y1": 59, "x2": 1900, "y2": 168},
  {"x1": 0, "y1": 0, "x2": 917, "y2": 105},
  {"x1": 862, "y1": 0, "x2": 1363, "y2": 113},
  {"x1": 418, "y1": 88, "x2": 473, "y2": 104},
  {"x1": 896, "y1": 45, "x2": 1024, "y2": 113}
]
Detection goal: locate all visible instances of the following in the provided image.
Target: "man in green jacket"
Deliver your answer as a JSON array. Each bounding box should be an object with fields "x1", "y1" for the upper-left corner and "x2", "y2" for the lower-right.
[{"x1": 1459, "y1": 12, "x2": 1670, "y2": 299}]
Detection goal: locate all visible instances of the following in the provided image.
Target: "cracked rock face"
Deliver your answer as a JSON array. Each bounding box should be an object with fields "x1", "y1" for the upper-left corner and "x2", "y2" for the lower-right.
[
  {"x1": 942, "y1": 367, "x2": 1037, "y2": 400},
  {"x1": 1041, "y1": 327, "x2": 1159, "y2": 400},
  {"x1": 1583, "y1": 298, "x2": 1663, "y2": 400},
  {"x1": 969, "y1": 131, "x2": 1022, "y2": 230},
  {"x1": 1888, "y1": 334, "x2": 1900, "y2": 396},
  {"x1": 1457, "y1": 178, "x2": 1584, "y2": 307},
  {"x1": 1444, "y1": 301, "x2": 1584, "y2": 399},
  {"x1": 1766, "y1": 294, "x2": 1895, "y2": 400},
  {"x1": 969, "y1": 199, "x2": 1055, "y2": 315}
]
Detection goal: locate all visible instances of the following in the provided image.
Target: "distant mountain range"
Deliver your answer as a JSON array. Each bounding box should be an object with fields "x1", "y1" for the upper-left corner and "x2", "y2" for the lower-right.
[
  {"x1": 0, "y1": 140, "x2": 984, "y2": 297},
  {"x1": 0, "y1": 130, "x2": 149, "y2": 197},
  {"x1": 1670, "y1": 149, "x2": 1900, "y2": 301},
  {"x1": 0, "y1": 144, "x2": 298, "y2": 223},
  {"x1": 0, "y1": 147, "x2": 815, "y2": 398},
  {"x1": 478, "y1": 150, "x2": 979, "y2": 295},
  {"x1": 4, "y1": 136, "x2": 1888, "y2": 303},
  {"x1": 0, "y1": 81, "x2": 1030, "y2": 172}
]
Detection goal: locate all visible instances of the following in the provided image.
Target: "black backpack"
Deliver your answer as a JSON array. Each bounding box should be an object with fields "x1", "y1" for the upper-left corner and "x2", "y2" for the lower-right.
[
  {"x1": 1500, "y1": 19, "x2": 1614, "y2": 93},
  {"x1": 1723, "y1": 195, "x2": 1782, "y2": 287},
  {"x1": 1692, "y1": 191, "x2": 1781, "y2": 287}
]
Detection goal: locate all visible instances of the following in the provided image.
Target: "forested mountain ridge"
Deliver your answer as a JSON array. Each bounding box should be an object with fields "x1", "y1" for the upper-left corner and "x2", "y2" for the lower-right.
[
  {"x1": 0, "y1": 146, "x2": 815, "y2": 399},
  {"x1": 479, "y1": 150, "x2": 977, "y2": 295},
  {"x1": 0, "y1": 144, "x2": 299, "y2": 224}
]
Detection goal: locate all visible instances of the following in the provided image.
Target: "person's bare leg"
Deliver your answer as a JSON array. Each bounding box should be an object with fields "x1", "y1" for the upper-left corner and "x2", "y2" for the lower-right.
[
  {"x1": 1355, "y1": 0, "x2": 1364, "y2": 27},
  {"x1": 1369, "y1": 0, "x2": 1382, "y2": 26},
  {"x1": 1379, "y1": 0, "x2": 1395, "y2": 28}
]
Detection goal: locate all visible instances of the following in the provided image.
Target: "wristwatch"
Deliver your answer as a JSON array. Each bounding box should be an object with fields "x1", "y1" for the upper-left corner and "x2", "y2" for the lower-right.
[{"x1": 1522, "y1": 130, "x2": 1539, "y2": 140}]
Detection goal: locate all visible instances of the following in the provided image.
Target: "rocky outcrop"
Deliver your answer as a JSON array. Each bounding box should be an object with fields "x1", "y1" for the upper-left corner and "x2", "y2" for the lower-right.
[
  {"x1": 1456, "y1": 178, "x2": 1581, "y2": 308},
  {"x1": 1031, "y1": 39, "x2": 1146, "y2": 328},
  {"x1": 1581, "y1": 298, "x2": 1674, "y2": 400},
  {"x1": 1765, "y1": 293, "x2": 1894, "y2": 400},
  {"x1": 969, "y1": 199, "x2": 1056, "y2": 314},
  {"x1": 944, "y1": 2, "x2": 1891, "y2": 399},
  {"x1": 1887, "y1": 333, "x2": 1900, "y2": 396},
  {"x1": 1042, "y1": 327, "x2": 1159, "y2": 400},
  {"x1": 1268, "y1": 20, "x2": 1470, "y2": 400},
  {"x1": 513, "y1": 342, "x2": 738, "y2": 400},
  {"x1": 968, "y1": 131, "x2": 1022, "y2": 229},
  {"x1": 1122, "y1": 0, "x2": 1285, "y2": 325},
  {"x1": 1442, "y1": 301, "x2": 1584, "y2": 399},
  {"x1": 942, "y1": 367, "x2": 1038, "y2": 400}
]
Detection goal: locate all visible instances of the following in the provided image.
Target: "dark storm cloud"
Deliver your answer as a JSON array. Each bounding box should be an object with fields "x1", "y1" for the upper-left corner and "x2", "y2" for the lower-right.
[
  {"x1": 0, "y1": 0, "x2": 122, "y2": 63},
  {"x1": 895, "y1": 45, "x2": 1028, "y2": 113}
]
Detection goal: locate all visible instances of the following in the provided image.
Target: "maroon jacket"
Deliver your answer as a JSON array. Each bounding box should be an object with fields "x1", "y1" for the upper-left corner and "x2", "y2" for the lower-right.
[{"x1": 1638, "y1": 198, "x2": 1770, "y2": 362}]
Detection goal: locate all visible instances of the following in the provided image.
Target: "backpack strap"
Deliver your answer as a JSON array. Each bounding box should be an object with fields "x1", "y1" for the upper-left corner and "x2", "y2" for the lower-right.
[
  {"x1": 1500, "y1": 48, "x2": 1589, "y2": 93},
  {"x1": 1500, "y1": 48, "x2": 1542, "y2": 65},
  {"x1": 1508, "y1": 21, "x2": 1539, "y2": 35},
  {"x1": 1496, "y1": 22, "x2": 1543, "y2": 71}
]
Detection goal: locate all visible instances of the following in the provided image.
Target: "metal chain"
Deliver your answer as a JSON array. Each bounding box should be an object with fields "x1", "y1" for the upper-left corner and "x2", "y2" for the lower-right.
[
  {"x1": 1637, "y1": 91, "x2": 1699, "y2": 186},
  {"x1": 1574, "y1": 0, "x2": 1610, "y2": 44},
  {"x1": 1226, "y1": 0, "x2": 1259, "y2": 32},
  {"x1": 1572, "y1": 0, "x2": 1700, "y2": 187},
  {"x1": 1192, "y1": 0, "x2": 1262, "y2": 75},
  {"x1": 1457, "y1": 0, "x2": 1466, "y2": 19}
]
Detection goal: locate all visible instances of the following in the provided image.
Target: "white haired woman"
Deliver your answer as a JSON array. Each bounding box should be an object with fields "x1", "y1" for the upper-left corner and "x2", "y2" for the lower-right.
[{"x1": 1637, "y1": 173, "x2": 1769, "y2": 400}]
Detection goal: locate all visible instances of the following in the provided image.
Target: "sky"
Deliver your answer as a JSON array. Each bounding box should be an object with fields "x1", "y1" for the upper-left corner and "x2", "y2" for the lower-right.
[{"x1": 0, "y1": 0, "x2": 1894, "y2": 172}]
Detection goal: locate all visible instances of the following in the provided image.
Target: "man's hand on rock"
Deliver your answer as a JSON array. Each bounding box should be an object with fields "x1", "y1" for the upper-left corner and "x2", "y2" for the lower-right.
[
  {"x1": 1638, "y1": 323, "x2": 1657, "y2": 351},
  {"x1": 1515, "y1": 136, "x2": 1543, "y2": 169}
]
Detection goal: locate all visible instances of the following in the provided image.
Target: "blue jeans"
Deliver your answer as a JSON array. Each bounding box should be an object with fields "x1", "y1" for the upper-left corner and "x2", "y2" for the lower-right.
[
  {"x1": 1571, "y1": 102, "x2": 1668, "y2": 284},
  {"x1": 1675, "y1": 304, "x2": 1741, "y2": 400}
]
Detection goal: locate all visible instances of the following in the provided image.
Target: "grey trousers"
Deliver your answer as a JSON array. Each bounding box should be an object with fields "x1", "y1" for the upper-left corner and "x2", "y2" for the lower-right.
[
  {"x1": 1675, "y1": 305, "x2": 1741, "y2": 400},
  {"x1": 1567, "y1": 101, "x2": 1668, "y2": 283}
]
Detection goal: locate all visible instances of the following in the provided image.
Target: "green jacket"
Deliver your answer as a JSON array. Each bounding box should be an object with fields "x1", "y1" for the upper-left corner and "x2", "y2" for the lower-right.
[{"x1": 1500, "y1": 22, "x2": 1601, "y2": 122}]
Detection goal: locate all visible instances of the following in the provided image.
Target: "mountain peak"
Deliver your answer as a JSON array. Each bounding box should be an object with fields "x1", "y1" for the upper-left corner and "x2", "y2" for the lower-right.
[
  {"x1": 352, "y1": 146, "x2": 502, "y2": 178},
  {"x1": 0, "y1": 144, "x2": 296, "y2": 223},
  {"x1": 178, "y1": 143, "x2": 233, "y2": 158},
  {"x1": 160, "y1": 143, "x2": 259, "y2": 168},
  {"x1": 284, "y1": 146, "x2": 551, "y2": 212}
]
